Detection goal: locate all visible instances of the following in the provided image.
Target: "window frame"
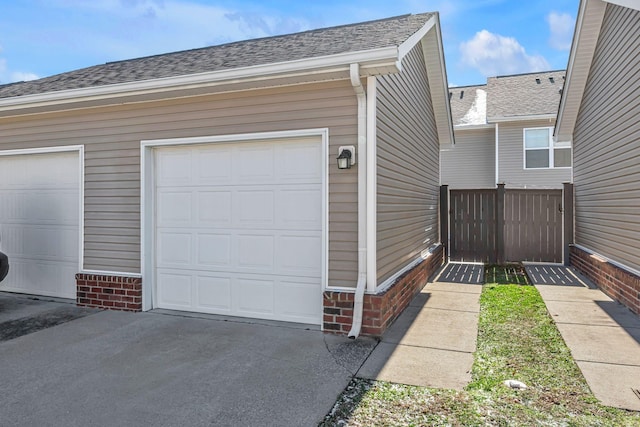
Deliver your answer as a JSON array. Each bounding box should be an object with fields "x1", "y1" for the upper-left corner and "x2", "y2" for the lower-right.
[{"x1": 523, "y1": 127, "x2": 572, "y2": 170}]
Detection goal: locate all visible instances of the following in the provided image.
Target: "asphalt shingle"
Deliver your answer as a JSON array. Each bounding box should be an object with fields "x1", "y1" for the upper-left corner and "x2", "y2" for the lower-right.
[
  {"x1": 0, "y1": 13, "x2": 434, "y2": 100},
  {"x1": 486, "y1": 70, "x2": 565, "y2": 119}
]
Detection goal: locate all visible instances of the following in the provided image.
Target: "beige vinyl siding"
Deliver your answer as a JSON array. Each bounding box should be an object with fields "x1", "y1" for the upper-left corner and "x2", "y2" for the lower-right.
[
  {"x1": 497, "y1": 119, "x2": 571, "y2": 189},
  {"x1": 572, "y1": 3, "x2": 640, "y2": 272},
  {"x1": 0, "y1": 80, "x2": 359, "y2": 286},
  {"x1": 441, "y1": 127, "x2": 495, "y2": 189},
  {"x1": 376, "y1": 44, "x2": 440, "y2": 284}
]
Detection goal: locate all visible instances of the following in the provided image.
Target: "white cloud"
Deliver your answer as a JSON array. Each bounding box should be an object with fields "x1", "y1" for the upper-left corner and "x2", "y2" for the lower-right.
[
  {"x1": 547, "y1": 11, "x2": 574, "y2": 51},
  {"x1": 11, "y1": 72, "x2": 39, "y2": 82},
  {"x1": 459, "y1": 30, "x2": 550, "y2": 77}
]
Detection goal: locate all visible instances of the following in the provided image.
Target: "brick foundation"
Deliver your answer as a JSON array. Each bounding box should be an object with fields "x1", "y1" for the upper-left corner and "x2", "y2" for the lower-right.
[
  {"x1": 323, "y1": 245, "x2": 445, "y2": 337},
  {"x1": 76, "y1": 273, "x2": 143, "y2": 311},
  {"x1": 570, "y1": 246, "x2": 640, "y2": 316}
]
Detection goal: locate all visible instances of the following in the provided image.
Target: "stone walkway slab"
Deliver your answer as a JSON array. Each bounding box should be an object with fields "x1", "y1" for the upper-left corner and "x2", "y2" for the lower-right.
[
  {"x1": 358, "y1": 276, "x2": 481, "y2": 390},
  {"x1": 535, "y1": 275, "x2": 640, "y2": 411}
]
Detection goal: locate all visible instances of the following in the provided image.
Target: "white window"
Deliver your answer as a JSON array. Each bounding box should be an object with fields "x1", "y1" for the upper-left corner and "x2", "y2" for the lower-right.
[{"x1": 524, "y1": 127, "x2": 571, "y2": 169}]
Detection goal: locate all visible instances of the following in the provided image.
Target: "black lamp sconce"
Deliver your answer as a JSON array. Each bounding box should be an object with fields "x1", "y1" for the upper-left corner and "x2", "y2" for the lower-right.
[{"x1": 337, "y1": 146, "x2": 356, "y2": 169}]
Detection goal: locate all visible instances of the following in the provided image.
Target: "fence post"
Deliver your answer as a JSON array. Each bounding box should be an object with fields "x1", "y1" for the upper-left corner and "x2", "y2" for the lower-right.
[
  {"x1": 440, "y1": 185, "x2": 449, "y2": 260},
  {"x1": 563, "y1": 182, "x2": 574, "y2": 266},
  {"x1": 496, "y1": 184, "x2": 505, "y2": 265}
]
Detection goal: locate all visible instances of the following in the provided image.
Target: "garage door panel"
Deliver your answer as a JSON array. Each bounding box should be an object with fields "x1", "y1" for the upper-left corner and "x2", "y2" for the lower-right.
[
  {"x1": 197, "y1": 191, "x2": 232, "y2": 225},
  {"x1": 196, "y1": 275, "x2": 232, "y2": 311},
  {"x1": 236, "y1": 234, "x2": 275, "y2": 270},
  {"x1": 197, "y1": 234, "x2": 231, "y2": 266},
  {"x1": 277, "y1": 143, "x2": 323, "y2": 182},
  {"x1": 154, "y1": 138, "x2": 323, "y2": 324},
  {"x1": 278, "y1": 235, "x2": 322, "y2": 276},
  {"x1": 236, "y1": 190, "x2": 275, "y2": 226},
  {"x1": 157, "y1": 271, "x2": 193, "y2": 308},
  {"x1": 275, "y1": 279, "x2": 322, "y2": 323},
  {"x1": 0, "y1": 151, "x2": 79, "y2": 299},
  {"x1": 235, "y1": 277, "x2": 275, "y2": 316},
  {"x1": 157, "y1": 232, "x2": 192, "y2": 265},
  {"x1": 157, "y1": 191, "x2": 192, "y2": 225},
  {"x1": 196, "y1": 148, "x2": 232, "y2": 184},
  {"x1": 156, "y1": 150, "x2": 191, "y2": 186},
  {"x1": 277, "y1": 187, "x2": 322, "y2": 229},
  {"x1": 237, "y1": 146, "x2": 275, "y2": 183}
]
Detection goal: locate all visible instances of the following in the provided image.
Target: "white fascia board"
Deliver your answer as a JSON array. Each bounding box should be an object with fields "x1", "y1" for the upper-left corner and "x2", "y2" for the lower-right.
[
  {"x1": 421, "y1": 15, "x2": 455, "y2": 146},
  {"x1": 0, "y1": 46, "x2": 399, "y2": 112},
  {"x1": 605, "y1": 0, "x2": 640, "y2": 11},
  {"x1": 555, "y1": 0, "x2": 607, "y2": 141},
  {"x1": 397, "y1": 15, "x2": 436, "y2": 68},
  {"x1": 488, "y1": 113, "x2": 557, "y2": 123},
  {"x1": 454, "y1": 123, "x2": 495, "y2": 130}
]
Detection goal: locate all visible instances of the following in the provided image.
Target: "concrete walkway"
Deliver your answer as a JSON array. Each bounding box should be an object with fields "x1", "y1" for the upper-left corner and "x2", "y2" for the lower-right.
[
  {"x1": 528, "y1": 265, "x2": 640, "y2": 411},
  {"x1": 358, "y1": 264, "x2": 483, "y2": 389}
]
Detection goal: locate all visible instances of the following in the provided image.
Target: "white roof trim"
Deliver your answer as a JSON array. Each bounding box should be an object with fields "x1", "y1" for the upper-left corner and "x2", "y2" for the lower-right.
[
  {"x1": 0, "y1": 46, "x2": 400, "y2": 113},
  {"x1": 488, "y1": 113, "x2": 556, "y2": 123},
  {"x1": 605, "y1": 0, "x2": 640, "y2": 11},
  {"x1": 397, "y1": 15, "x2": 436, "y2": 70},
  {"x1": 555, "y1": 0, "x2": 607, "y2": 141},
  {"x1": 421, "y1": 14, "x2": 455, "y2": 146},
  {"x1": 454, "y1": 123, "x2": 495, "y2": 130}
]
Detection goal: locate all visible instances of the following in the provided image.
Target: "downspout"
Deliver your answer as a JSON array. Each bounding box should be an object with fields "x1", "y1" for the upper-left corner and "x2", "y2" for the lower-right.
[
  {"x1": 348, "y1": 63, "x2": 367, "y2": 339},
  {"x1": 495, "y1": 122, "x2": 499, "y2": 186}
]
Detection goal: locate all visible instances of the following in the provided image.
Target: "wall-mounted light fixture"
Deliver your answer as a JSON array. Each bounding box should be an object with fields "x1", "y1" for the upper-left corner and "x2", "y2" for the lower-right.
[{"x1": 337, "y1": 146, "x2": 356, "y2": 170}]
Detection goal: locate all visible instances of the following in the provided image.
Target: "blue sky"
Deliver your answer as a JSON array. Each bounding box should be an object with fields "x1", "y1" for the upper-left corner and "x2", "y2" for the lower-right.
[{"x1": 0, "y1": 0, "x2": 578, "y2": 87}]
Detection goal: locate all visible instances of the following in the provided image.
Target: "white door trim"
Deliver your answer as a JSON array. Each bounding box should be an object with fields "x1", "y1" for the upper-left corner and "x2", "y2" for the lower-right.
[
  {"x1": 0, "y1": 145, "x2": 85, "y2": 274},
  {"x1": 140, "y1": 129, "x2": 329, "y2": 313}
]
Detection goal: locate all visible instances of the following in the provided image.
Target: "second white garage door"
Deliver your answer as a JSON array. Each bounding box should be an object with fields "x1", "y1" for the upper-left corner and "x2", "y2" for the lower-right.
[
  {"x1": 154, "y1": 137, "x2": 324, "y2": 324},
  {"x1": 0, "y1": 150, "x2": 80, "y2": 299}
]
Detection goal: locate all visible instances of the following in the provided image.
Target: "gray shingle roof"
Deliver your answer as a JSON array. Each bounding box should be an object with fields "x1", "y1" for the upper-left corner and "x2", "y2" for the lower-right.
[
  {"x1": 486, "y1": 70, "x2": 565, "y2": 119},
  {"x1": 449, "y1": 85, "x2": 487, "y2": 126},
  {"x1": 449, "y1": 70, "x2": 566, "y2": 125},
  {"x1": 0, "y1": 13, "x2": 434, "y2": 100}
]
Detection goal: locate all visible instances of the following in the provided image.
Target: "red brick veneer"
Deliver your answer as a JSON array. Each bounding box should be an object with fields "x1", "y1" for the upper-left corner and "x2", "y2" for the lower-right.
[
  {"x1": 323, "y1": 245, "x2": 444, "y2": 337},
  {"x1": 76, "y1": 273, "x2": 142, "y2": 311},
  {"x1": 570, "y1": 246, "x2": 640, "y2": 316}
]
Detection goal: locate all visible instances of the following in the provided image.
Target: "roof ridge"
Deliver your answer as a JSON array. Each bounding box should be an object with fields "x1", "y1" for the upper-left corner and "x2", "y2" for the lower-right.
[
  {"x1": 493, "y1": 69, "x2": 566, "y2": 79},
  {"x1": 104, "y1": 13, "x2": 418, "y2": 66}
]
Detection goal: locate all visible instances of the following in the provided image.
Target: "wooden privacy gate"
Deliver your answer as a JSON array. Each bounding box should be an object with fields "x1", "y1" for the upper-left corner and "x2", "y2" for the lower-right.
[{"x1": 443, "y1": 184, "x2": 573, "y2": 264}]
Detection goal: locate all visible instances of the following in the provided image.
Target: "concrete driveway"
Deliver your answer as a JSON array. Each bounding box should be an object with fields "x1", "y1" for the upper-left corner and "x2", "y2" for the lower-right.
[{"x1": 0, "y1": 292, "x2": 376, "y2": 427}]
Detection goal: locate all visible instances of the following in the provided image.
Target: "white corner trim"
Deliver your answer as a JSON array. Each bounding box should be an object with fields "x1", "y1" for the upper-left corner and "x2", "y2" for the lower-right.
[
  {"x1": 0, "y1": 47, "x2": 400, "y2": 113},
  {"x1": 0, "y1": 145, "x2": 85, "y2": 274},
  {"x1": 140, "y1": 128, "x2": 330, "y2": 313}
]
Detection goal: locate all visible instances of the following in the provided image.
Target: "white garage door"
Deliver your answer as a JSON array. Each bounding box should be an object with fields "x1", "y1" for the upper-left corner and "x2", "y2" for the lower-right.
[
  {"x1": 154, "y1": 137, "x2": 323, "y2": 324},
  {"x1": 0, "y1": 150, "x2": 80, "y2": 299}
]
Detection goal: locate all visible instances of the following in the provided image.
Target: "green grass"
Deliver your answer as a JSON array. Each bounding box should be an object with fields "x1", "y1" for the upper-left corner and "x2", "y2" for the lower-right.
[{"x1": 320, "y1": 271, "x2": 640, "y2": 426}]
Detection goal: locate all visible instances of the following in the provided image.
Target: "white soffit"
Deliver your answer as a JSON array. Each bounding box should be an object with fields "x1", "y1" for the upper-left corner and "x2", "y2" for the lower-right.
[{"x1": 555, "y1": 0, "x2": 607, "y2": 141}]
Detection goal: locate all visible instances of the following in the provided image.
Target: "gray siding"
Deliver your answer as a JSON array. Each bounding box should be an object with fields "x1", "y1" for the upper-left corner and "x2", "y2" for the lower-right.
[
  {"x1": 0, "y1": 81, "x2": 360, "y2": 286},
  {"x1": 376, "y1": 44, "x2": 440, "y2": 284},
  {"x1": 497, "y1": 119, "x2": 571, "y2": 189},
  {"x1": 572, "y1": 3, "x2": 640, "y2": 272},
  {"x1": 441, "y1": 127, "x2": 495, "y2": 189}
]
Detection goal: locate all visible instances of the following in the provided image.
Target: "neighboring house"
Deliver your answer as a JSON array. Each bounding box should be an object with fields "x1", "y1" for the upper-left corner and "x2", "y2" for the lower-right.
[
  {"x1": 555, "y1": 0, "x2": 640, "y2": 316},
  {"x1": 0, "y1": 13, "x2": 453, "y2": 336},
  {"x1": 441, "y1": 70, "x2": 571, "y2": 189}
]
